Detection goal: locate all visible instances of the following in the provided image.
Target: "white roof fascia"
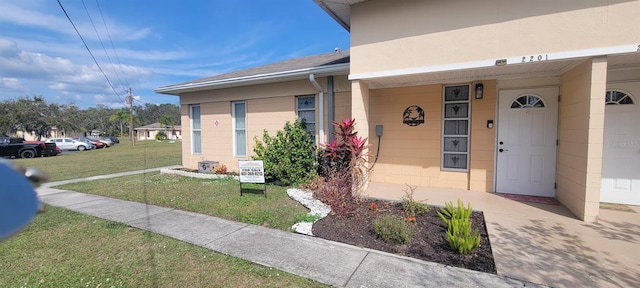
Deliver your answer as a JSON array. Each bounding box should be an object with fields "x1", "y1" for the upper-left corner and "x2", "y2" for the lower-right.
[
  {"x1": 350, "y1": 44, "x2": 640, "y2": 81},
  {"x1": 156, "y1": 63, "x2": 350, "y2": 95}
]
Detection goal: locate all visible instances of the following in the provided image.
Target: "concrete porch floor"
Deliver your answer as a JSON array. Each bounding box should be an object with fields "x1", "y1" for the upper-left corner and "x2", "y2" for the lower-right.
[{"x1": 365, "y1": 182, "x2": 640, "y2": 288}]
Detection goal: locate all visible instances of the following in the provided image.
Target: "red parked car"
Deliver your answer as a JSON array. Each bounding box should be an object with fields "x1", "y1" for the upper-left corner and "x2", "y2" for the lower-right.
[{"x1": 73, "y1": 137, "x2": 106, "y2": 149}]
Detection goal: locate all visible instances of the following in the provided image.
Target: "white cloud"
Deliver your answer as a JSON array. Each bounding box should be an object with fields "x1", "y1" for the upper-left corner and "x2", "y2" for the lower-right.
[
  {"x1": 0, "y1": 1, "x2": 151, "y2": 42},
  {"x1": 0, "y1": 38, "x2": 154, "y2": 106},
  {"x1": 1, "y1": 77, "x2": 24, "y2": 90}
]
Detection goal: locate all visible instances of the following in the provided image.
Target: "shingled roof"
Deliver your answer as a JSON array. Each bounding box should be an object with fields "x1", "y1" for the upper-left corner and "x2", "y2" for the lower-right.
[{"x1": 156, "y1": 50, "x2": 350, "y2": 95}]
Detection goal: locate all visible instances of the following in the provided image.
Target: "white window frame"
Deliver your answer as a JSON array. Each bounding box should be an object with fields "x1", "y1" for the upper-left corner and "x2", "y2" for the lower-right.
[
  {"x1": 441, "y1": 84, "x2": 471, "y2": 172},
  {"x1": 190, "y1": 105, "x2": 201, "y2": 154},
  {"x1": 232, "y1": 101, "x2": 247, "y2": 157},
  {"x1": 296, "y1": 95, "x2": 316, "y2": 137}
]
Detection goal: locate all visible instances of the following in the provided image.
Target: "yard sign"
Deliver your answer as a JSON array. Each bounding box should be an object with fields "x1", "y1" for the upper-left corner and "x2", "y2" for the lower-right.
[{"x1": 238, "y1": 160, "x2": 266, "y2": 197}]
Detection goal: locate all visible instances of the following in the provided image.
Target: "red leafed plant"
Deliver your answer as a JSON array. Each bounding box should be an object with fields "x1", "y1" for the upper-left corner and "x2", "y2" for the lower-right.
[{"x1": 314, "y1": 118, "x2": 372, "y2": 216}]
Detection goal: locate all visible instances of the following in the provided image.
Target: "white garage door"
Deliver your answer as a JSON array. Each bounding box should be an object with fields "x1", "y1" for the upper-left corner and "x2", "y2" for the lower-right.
[{"x1": 601, "y1": 83, "x2": 640, "y2": 206}]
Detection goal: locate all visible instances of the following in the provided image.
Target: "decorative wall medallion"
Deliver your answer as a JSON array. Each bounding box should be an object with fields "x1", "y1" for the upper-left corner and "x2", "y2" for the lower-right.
[{"x1": 403, "y1": 105, "x2": 425, "y2": 126}]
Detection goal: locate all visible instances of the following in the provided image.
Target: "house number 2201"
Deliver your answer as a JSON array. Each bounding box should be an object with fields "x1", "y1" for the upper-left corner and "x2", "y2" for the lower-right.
[{"x1": 522, "y1": 54, "x2": 548, "y2": 63}]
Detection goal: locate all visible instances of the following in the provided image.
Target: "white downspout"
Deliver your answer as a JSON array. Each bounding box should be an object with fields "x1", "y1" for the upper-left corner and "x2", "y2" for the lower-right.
[{"x1": 309, "y1": 74, "x2": 324, "y2": 142}]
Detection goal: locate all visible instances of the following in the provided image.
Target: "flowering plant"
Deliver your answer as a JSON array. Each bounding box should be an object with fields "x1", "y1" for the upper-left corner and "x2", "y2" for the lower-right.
[
  {"x1": 368, "y1": 202, "x2": 378, "y2": 211},
  {"x1": 314, "y1": 118, "x2": 372, "y2": 216}
]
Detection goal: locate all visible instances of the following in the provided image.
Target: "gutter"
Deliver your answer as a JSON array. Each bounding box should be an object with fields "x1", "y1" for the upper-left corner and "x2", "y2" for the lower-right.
[
  {"x1": 309, "y1": 74, "x2": 325, "y2": 143},
  {"x1": 155, "y1": 63, "x2": 349, "y2": 95}
]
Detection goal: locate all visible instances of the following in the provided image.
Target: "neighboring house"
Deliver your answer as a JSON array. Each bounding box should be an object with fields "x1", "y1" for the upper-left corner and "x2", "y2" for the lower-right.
[
  {"x1": 134, "y1": 122, "x2": 182, "y2": 141},
  {"x1": 14, "y1": 126, "x2": 66, "y2": 140},
  {"x1": 14, "y1": 131, "x2": 37, "y2": 141},
  {"x1": 157, "y1": 0, "x2": 640, "y2": 222}
]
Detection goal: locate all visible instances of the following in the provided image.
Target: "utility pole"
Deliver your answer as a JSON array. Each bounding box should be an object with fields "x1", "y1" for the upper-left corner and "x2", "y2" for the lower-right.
[{"x1": 126, "y1": 88, "x2": 135, "y2": 146}]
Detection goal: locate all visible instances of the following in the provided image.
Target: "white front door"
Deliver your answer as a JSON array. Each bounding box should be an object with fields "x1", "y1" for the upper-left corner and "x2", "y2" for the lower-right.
[
  {"x1": 601, "y1": 83, "x2": 640, "y2": 205},
  {"x1": 496, "y1": 87, "x2": 559, "y2": 197}
]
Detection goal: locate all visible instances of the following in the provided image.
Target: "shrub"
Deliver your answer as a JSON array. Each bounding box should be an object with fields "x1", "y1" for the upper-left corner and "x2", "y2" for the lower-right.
[
  {"x1": 315, "y1": 118, "x2": 370, "y2": 216},
  {"x1": 373, "y1": 215, "x2": 414, "y2": 245},
  {"x1": 253, "y1": 119, "x2": 317, "y2": 186},
  {"x1": 311, "y1": 171, "x2": 360, "y2": 216},
  {"x1": 213, "y1": 164, "x2": 227, "y2": 174},
  {"x1": 437, "y1": 198, "x2": 480, "y2": 254},
  {"x1": 155, "y1": 131, "x2": 167, "y2": 141},
  {"x1": 401, "y1": 184, "x2": 429, "y2": 221}
]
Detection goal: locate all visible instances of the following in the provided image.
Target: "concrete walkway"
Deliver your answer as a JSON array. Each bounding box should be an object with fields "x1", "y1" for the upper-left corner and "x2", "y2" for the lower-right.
[{"x1": 36, "y1": 169, "x2": 539, "y2": 288}]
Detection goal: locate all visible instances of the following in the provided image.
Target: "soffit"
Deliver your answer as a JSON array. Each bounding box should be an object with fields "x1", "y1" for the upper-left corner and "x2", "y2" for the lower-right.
[
  {"x1": 314, "y1": 0, "x2": 367, "y2": 31},
  {"x1": 608, "y1": 53, "x2": 640, "y2": 68}
]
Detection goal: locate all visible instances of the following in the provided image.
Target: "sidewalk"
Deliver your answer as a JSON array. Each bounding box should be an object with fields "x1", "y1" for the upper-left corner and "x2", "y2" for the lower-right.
[{"x1": 36, "y1": 169, "x2": 539, "y2": 288}]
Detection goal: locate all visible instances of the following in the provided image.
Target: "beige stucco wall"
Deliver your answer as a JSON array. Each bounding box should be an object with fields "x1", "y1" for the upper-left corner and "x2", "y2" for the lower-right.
[
  {"x1": 366, "y1": 82, "x2": 496, "y2": 192},
  {"x1": 179, "y1": 76, "x2": 351, "y2": 171},
  {"x1": 350, "y1": 0, "x2": 640, "y2": 74},
  {"x1": 557, "y1": 58, "x2": 607, "y2": 222},
  {"x1": 470, "y1": 80, "x2": 497, "y2": 192}
]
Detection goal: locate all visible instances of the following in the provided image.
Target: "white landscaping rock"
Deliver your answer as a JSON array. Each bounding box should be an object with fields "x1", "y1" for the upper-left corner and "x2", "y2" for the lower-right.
[{"x1": 287, "y1": 188, "x2": 331, "y2": 236}]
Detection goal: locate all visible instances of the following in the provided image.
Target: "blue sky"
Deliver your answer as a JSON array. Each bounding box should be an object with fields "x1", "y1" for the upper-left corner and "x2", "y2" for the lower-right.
[{"x1": 0, "y1": 0, "x2": 349, "y2": 109}]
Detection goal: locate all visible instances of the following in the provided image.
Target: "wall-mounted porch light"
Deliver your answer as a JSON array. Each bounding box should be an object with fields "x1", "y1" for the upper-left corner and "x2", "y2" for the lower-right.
[{"x1": 475, "y1": 83, "x2": 484, "y2": 99}]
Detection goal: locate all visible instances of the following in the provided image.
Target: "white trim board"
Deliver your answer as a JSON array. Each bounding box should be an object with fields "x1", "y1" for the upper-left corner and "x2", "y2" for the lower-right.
[{"x1": 349, "y1": 44, "x2": 640, "y2": 81}]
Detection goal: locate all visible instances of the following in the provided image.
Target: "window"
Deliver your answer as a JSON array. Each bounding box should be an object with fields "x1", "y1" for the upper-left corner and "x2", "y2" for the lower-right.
[
  {"x1": 190, "y1": 105, "x2": 201, "y2": 154},
  {"x1": 232, "y1": 101, "x2": 246, "y2": 157},
  {"x1": 510, "y1": 95, "x2": 546, "y2": 108},
  {"x1": 297, "y1": 96, "x2": 316, "y2": 136},
  {"x1": 605, "y1": 90, "x2": 635, "y2": 105},
  {"x1": 442, "y1": 85, "x2": 470, "y2": 171}
]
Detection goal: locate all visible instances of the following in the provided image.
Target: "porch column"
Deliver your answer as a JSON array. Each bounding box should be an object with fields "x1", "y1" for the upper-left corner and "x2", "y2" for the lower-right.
[
  {"x1": 351, "y1": 80, "x2": 370, "y2": 142},
  {"x1": 351, "y1": 80, "x2": 370, "y2": 193},
  {"x1": 558, "y1": 57, "x2": 607, "y2": 222}
]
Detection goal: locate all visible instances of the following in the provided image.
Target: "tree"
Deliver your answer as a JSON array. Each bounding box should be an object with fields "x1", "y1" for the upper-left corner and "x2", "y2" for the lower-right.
[
  {"x1": 158, "y1": 114, "x2": 173, "y2": 138},
  {"x1": 13, "y1": 96, "x2": 50, "y2": 140},
  {"x1": 134, "y1": 103, "x2": 180, "y2": 126},
  {"x1": 0, "y1": 100, "x2": 19, "y2": 136},
  {"x1": 158, "y1": 114, "x2": 173, "y2": 128},
  {"x1": 53, "y1": 104, "x2": 82, "y2": 137},
  {"x1": 109, "y1": 109, "x2": 129, "y2": 136}
]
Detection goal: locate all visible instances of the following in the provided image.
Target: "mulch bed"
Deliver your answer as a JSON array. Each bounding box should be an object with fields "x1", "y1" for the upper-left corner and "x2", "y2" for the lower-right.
[{"x1": 312, "y1": 200, "x2": 496, "y2": 274}]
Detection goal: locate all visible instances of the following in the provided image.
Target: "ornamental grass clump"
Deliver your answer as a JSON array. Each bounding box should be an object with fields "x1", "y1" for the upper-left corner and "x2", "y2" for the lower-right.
[
  {"x1": 373, "y1": 215, "x2": 414, "y2": 245},
  {"x1": 437, "y1": 198, "x2": 480, "y2": 254}
]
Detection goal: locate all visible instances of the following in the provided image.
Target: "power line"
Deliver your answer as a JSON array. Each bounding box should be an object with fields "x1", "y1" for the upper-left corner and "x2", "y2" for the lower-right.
[
  {"x1": 57, "y1": 0, "x2": 126, "y2": 106},
  {"x1": 94, "y1": 0, "x2": 131, "y2": 88},
  {"x1": 81, "y1": 0, "x2": 126, "y2": 92}
]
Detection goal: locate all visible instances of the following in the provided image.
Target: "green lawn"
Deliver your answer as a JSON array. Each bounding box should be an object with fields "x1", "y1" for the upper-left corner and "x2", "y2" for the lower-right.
[
  {"x1": 3, "y1": 139, "x2": 325, "y2": 287},
  {"x1": 57, "y1": 173, "x2": 310, "y2": 231},
  {"x1": 0, "y1": 207, "x2": 328, "y2": 288},
  {"x1": 13, "y1": 139, "x2": 181, "y2": 181}
]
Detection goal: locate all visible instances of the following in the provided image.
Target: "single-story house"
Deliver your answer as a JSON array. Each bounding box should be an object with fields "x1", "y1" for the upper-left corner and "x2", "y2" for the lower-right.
[
  {"x1": 156, "y1": 0, "x2": 640, "y2": 222},
  {"x1": 134, "y1": 122, "x2": 182, "y2": 141}
]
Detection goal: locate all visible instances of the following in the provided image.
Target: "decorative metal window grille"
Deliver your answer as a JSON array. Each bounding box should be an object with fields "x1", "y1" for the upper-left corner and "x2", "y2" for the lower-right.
[
  {"x1": 296, "y1": 96, "x2": 316, "y2": 137},
  {"x1": 605, "y1": 90, "x2": 634, "y2": 105},
  {"x1": 510, "y1": 95, "x2": 545, "y2": 108},
  {"x1": 442, "y1": 85, "x2": 470, "y2": 171}
]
